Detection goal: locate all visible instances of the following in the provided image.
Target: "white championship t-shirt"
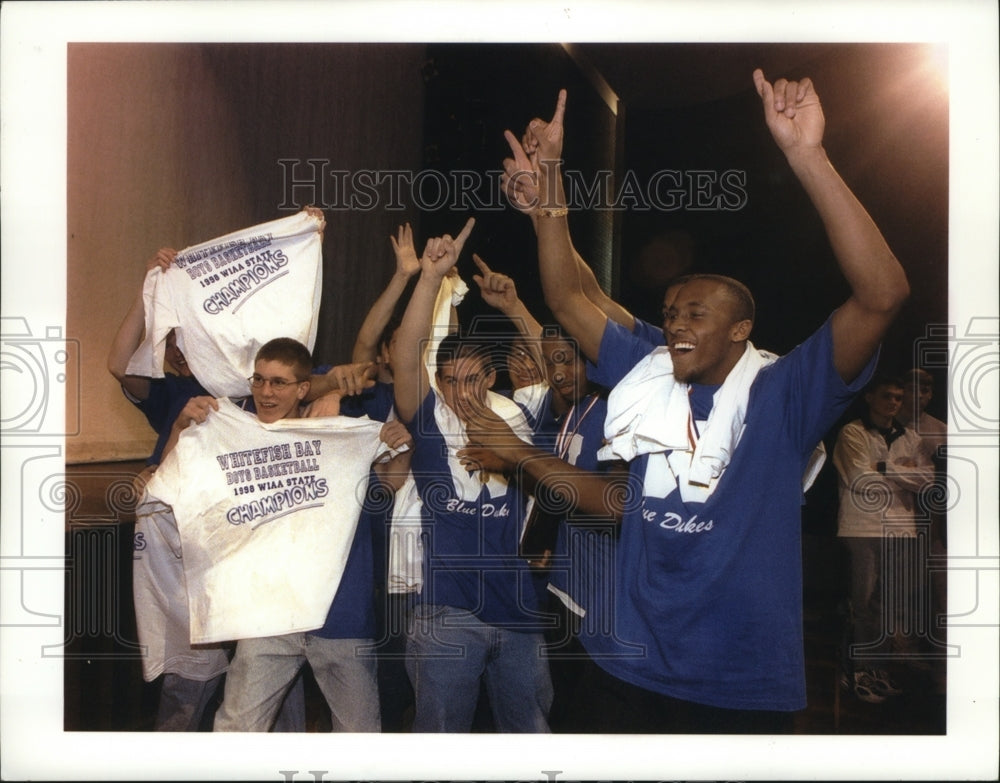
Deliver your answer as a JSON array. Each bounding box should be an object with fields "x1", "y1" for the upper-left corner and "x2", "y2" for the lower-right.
[
  {"x1": 132, "y1": 495, "x2": 231, "y2": 682},
  {"x1": 146, "y1": 399, "x2": 388, "y2": 644},
  {"x1": 126, "y1": 210, "x2": 324, "y2": 398}
]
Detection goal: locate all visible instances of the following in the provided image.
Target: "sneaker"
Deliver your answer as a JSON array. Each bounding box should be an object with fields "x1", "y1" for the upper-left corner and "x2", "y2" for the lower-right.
[
  {"x1": 868, "y1": 668, "x2": 905, "y2": 697},
  {"x1": 842, "y1": 670, "x2": 886, "y2": 703}
]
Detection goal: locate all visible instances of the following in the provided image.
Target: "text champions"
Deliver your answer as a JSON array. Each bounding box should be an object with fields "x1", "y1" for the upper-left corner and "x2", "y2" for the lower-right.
[
  {"x1": 226, "y1": 476, "x2": 329, "y2": 526},
  {"x1": 172, "y1": 233, "x2": 289, "y2": 316}
]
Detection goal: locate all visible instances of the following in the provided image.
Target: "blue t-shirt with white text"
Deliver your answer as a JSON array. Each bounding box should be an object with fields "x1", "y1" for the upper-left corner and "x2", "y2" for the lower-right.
[{"x1": 581, "y1": 317, "x2": 874, "y2": 711}]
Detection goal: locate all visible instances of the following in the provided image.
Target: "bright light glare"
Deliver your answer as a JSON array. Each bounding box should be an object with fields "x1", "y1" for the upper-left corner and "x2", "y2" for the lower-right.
[{"x1": 924, "y1": 42, "x2": 949, "y2": 95}]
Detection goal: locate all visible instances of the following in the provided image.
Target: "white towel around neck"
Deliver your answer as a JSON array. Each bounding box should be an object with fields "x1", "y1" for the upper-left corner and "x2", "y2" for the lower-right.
[
  {"x1": 598, "y1": 341, "x2": 778, "y2": 503},
  {"x1": 433, "y1": 390, "x2": 533, "y2": 501}
]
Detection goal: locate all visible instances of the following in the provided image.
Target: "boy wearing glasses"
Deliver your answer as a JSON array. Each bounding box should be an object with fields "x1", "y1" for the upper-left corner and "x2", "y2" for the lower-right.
[
  {"x1": 160, "y1": 338, "x2": 412, "y2": 732},
  {"x1": 119, "y1": 253, "x2": 310, "y2": 732}
]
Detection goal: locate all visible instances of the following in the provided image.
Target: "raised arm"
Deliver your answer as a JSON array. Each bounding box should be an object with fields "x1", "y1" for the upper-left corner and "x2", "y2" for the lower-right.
[
  {"x1": 107, "y1": 248, "x2": 177, "y2": 400},
  {"x1": 503, "y1": 90, "x2": 610, "y2": 363},
  {"x1": 305, "y1": 360, "x2": 377, "y2": 402},
  {"x1": 392, "y1": 218, "x2": 476, "y2": 423},
  {"x1": 753, "y1": 69, "x2": 909, "y2": 383},
  {"x1": 471, "y1": 252, "x2": 547, "y2": 369},
  {"x1": 502, "y1": 147, "x2": 638, "y2": 335},
  {"x1": 352, "y1": 223, "x2": 420, "y2": 368},
  {"x1": 472, "y1": 253, "x2": 543, "y2": 340}
]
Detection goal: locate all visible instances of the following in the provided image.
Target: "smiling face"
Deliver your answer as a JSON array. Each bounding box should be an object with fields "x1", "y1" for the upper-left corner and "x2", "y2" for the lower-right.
[
  {"x1": 251, "y1": 358, "x2": 310, "y2": 423},
  {"x1": 662, "y1": 278, "x2": 752, "y2": 385},
  {"x1": 164, "y1": 328, "x2": 192, "y2": 377}
]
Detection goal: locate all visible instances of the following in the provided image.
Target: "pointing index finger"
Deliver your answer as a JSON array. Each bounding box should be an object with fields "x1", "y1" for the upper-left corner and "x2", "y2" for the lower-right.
[
  {"x1": 455, "y1": 217, "x2": 476, "y2": 246},
  {"x1": 752, "y1": 68, "x2": 767, "y2": 97},
  {"x1": 472, "y1": 253, "x2": 491, "y2": 275},
  {"x1": 551, "y1": 89, "x2": 567, "y2": 126}
]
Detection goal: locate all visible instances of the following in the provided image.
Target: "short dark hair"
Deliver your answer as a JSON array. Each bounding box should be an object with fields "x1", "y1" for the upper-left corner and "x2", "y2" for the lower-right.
[
  {"x1": 434, "y1": 332, "x2": 500, "y2": 373},
  {"x1": 664, "y1": 273, "x2": 695, "y2": 292},
  {"x1": 674, "y1": 273, "x2": 755, "y2": 323},
  {"x1": 865, "y1": 372, "x2": 905, "y2": 395},
  {"x1": 255, "y1": 338, "x2": 313, "y2": 380}
]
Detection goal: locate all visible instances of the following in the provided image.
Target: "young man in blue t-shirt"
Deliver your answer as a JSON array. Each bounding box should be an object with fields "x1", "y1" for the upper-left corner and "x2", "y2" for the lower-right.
[
  {"x1": 392, "y1": 218, "x2": 553, "y2": 733},
  {"x1": 492, "y1": 69, "x2": 910, "y2": 732}
]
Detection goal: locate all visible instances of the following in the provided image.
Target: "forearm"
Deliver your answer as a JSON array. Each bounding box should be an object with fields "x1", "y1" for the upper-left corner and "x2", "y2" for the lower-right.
[
  {"x1": 535, "y1": 162, "x2": 606, "y2": 361},
  {"x1": 510, "y1": 446, "x2": 624, "y2": 521},
  {"x1": 373, "y1": 449, "x2": 413, "y2": 493},
  {"x1": 884, "y1": 460, "x2": 935, "y2": 495},
  {"x1": 393, "y1": 274, "x2": 439, "y2": 422},
  {"x1": 535, "y1": 161, "x2": 577, "y2": 305},
  {"x1": 531, "y1": 207, "x2": 635, "y2": 333},
  {"x1": 108, "y1": 287, "x2": 147, "y2": 381},
  {"x1": 500, "y1": 298, "x2": 543, "y2": 340},
  {"x1": 501, "y1": 298, "x2": 544, "y2": 373},
  {"x1": 304, "y1": 373, "x2": 337, "y2": 400},
  {"x1": 577, "y1": 249, "x2": 637, "y2": 332},
  {"x1": 352, "y1": 271, "x2": 411, "y2": 364},
  {"x1": 786, "y1": 147, "x2": 908, "y2": 381},
  {"x1": 302, "y1": 368, "x2": 349, "y2": 401}
]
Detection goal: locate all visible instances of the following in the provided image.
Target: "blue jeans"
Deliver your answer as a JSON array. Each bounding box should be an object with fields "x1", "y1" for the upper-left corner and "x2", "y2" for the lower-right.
[
  {"x1": 155, "y1": 673, "x2": 224, "y2": 731},
  {"x1": 156, "y1": 671, "x2": 305, "y2": 731},
  {"x1": 214, "y1": 633, "x2": 380, "y2": 732},
  {"x1": 405, "y1": 604, "x2": 552, "y2": 732}
]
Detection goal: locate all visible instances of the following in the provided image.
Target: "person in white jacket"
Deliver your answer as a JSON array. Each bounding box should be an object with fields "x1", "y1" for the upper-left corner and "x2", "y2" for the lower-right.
[{"x1": 833, "y1": 373, "x2": 935, "y2": 703}]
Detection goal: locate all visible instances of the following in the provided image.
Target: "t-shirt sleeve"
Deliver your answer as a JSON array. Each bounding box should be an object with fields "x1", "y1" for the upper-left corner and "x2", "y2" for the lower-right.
[
  {"x1": 632, "y1": 317, "x2": 666, "y2": 348},
  {"x1": 339, "y1": 381, "x2": 395, "y2": 422},
  {"x1": 586, "y1": 318, "x2": 663, "y2": 382},
  {"x1": 132, "y1": 377, "x2": 171, "y2": 433},
  {"x1": 588, "y1": 319, "x2": 658, "y2": 389},
  {"x1": 411, "y1": 388, "x2": 438, "y2": 434},
  {"x1": 770, "y1": 316, "x2": 878, "y2": 454}
]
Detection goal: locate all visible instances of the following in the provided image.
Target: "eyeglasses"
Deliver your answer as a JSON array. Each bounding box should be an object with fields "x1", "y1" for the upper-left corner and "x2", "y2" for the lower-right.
[{"x1": 248, "y1": 374, "x2": 304, "y2": 391}]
